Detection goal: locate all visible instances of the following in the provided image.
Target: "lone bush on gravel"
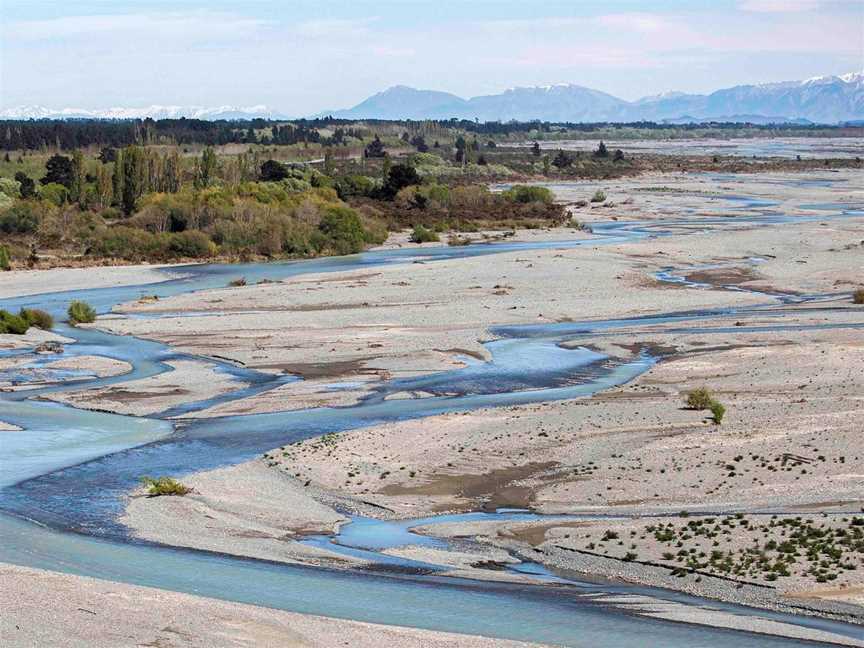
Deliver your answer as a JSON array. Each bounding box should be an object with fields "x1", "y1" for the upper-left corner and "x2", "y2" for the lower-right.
[
  {"x1": 853, "y1": 288, "x2": 864, "y2": 305},
  {"x1": 685, "y1": 387, "x2": 714, "y2": 410},
  {"x1": 67, "y1": 300, "x2": 96, "y2": 325},
  {"x1": 140, "y1": 476, "x2": 191, "y2": 497}
]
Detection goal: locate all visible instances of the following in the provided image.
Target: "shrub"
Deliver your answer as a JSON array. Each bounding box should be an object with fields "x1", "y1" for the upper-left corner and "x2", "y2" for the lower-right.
[
  {"x1": 853, "y1": 288, "x2": 864, "y2": 305},
  {"x1": 68, "y1": 300, "x2": 96, "y2": 325},
  {"x1": 140, "y1": 476, "x2": 191, "y2": 497},
  {"x1": 228, "y1": 277, "x2": 247, "y2": 287},
  {"x1": 318, "y1": 206, "x2": 367, "y2": 255},
  {"x1": 685, "y1": 387, "x2": 714, "y2": 410},
  {"x1": 710, "y1": 401, "x2": 726, "y2": 425},
  {"x1": 167, "y1": 230, "x2": 215, "y2": 258},
  {"x1": 503, "y1": 185, "x2": 554, "y2": 205},
  {"x1": 409, "y1": 225, "x2": 440, "y2": 243},
  {"x1": 19, "y1": 308, "x2": 53, "y2": 330},
  {"x1": 0, "y1": 245, "x2": 9, "y2": 271},
  {"x1": 0, "y1": 202, "x2": 39, "y2": 234},
  {"x1": 590, "y1": 190, "x2": 607, "y2": 203},
  {"x1": 0, "y1": 310, "x2": 30, "y2": 334}
]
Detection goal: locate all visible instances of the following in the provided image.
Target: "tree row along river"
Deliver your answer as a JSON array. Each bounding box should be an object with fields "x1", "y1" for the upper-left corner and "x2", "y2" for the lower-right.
[{"x1": 1, "y1": 196, "x2": 864, "y2": 647}]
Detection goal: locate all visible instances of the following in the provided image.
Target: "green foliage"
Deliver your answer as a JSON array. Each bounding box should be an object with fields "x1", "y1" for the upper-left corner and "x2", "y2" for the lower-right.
[
  {"x1": 0, "y1": 177, "x2": 20, "y2": 198},
  {"x1": 259, "y1": 159, "x2": 289, "y2": 182},
  {"x1": 409, "y1": 225, "x2": 439, "y2": 243},
  {"x1": 853, "y1": 288, "x2": 864, "y2": 305},
  {"x1": 14, "y1": 172, "x2": 36, "y2": 199},
  {"x1": 167, "y1": 230, "x2": 216, "y2": 258},
  {"x1": 0, "y1": 310, "x2": 30, "y2": 334},
  {"x1": 318, "y1": 206, "x2": 367, "y2": 255},
  {"x1": 685, "y1": 387, "x2": 714, "y2": 410},
  {"x1": 0, "y1": 245, "x2": 9, "y2": 270},
  {"x1": 710, "y1": 400, "x2": 726, "y2": 424},
  {"x1": 19, "y1": 308, "x2": 53, "y2": 330},
  {"x1": 195, "y1": 147, "x2": 219, "y2": 189},
  {"x1": 503, "y1": 185, "x2": 554, "y2": 204},
  {"x1": 42, "y1": 154, "x2": 75, "y2": 188},
  {"x1": 0, "y1": 202, "x2": 39, "y2": 234},
  {"x1": 67, "y1": 300, "x2": 97, "y2": 325},
  {"x1": 590, "y1": 189, "x2": 607, "y2": 203},
  {"x1": 381, "y1": 163, "x2": 421, "y2": 200},
  {"x1": 140, "y1": 476, "x2": 191, "y2": 497}
]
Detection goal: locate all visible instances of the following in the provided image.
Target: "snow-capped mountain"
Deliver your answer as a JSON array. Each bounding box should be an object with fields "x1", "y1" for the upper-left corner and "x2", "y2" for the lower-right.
[
  {"x1": 325, "y1": 72, "x2": 864, "y2": 124},
  {"x1": 0, "y1": 105, "x2": 286, "y2": 120},
  {"x1": 3, "y1": 73, "x2": 862, "y2": 123}
]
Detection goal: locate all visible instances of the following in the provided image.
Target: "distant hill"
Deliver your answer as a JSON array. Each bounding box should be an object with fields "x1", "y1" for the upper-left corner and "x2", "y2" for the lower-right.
[
  {"x1": 324, "y1": 72, "x2": 864, "y2": 124},
  {"x1": 3, "y1": 72, "x2": 862, "y2": 124}
]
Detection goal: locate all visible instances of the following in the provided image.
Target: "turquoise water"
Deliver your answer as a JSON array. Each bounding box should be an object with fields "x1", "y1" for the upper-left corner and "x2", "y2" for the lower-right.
[{"x1": 1, "y1": 201, "x2": 863, "y2": 645}]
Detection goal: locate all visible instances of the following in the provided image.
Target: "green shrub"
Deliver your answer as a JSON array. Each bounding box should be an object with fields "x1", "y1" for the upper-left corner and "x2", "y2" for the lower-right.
[
  {"x1": 0, "y1": 245, "x2": 10, "y2": 271},
  {"x1": 0, "y1": 177, "x2": 20, "y2": 198},
  {"x1": 318, "y1": 206, "x2": 366, "y2": 255},
  {"x1": 590, "y1": 190, "x2": 607, "y2": 203},
  {"x1": 710, "y1": 400, "x2": 726, "y2": 425},
  {"x1": 503, "y1": 185, "x2": 554, "y2": 205},
  {"x1": 853, "y1": 288, "x2": 864, "y2": 305},
  {"x1": 19, "y1": 308, "x2": 53, "y2": 330},
  {"x1": 409, "y1": 225, "x2": 440, "y2": 243},
  {"x1": 0, "y1": 310, "x2": 30, "y2": 334},
  {"x1": 140, "y1": 476, "x2": 191, "y2": 497},
  {"x1": 685, "y1": 387, "x2": 714, "y2": 410},
  {"x1": 67, "y1": 300, "x2": 96, "y2": 325},
  {"x1": 0, "y1": 202, "x2": 39, "y2": 234},
  {"x1": 167, "y1": 230, "x2": 216, "y2": 258}
]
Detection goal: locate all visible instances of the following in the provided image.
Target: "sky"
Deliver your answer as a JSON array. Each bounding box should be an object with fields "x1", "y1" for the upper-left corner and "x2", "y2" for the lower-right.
[{"x1": 1, "y1": 0, "x2": 862, "y2": 114}]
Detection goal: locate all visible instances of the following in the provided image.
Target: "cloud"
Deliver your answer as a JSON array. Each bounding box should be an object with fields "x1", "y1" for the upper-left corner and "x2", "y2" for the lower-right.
[{"x1": 738, "y1": 0, "x2": 821, "y2": 12}]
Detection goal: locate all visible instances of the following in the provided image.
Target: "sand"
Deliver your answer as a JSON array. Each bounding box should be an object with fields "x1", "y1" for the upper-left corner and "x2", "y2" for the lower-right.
[{"x1": 0, "y1": 263, "x2": 187, "y2": 299}]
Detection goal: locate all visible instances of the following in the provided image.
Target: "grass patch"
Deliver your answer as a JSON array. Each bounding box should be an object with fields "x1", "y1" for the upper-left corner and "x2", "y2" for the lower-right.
[
  {"x1": 409, "y1": 224, "x2": 440, "y2": 243},
  {"x1": 0, "y1": 309, "x2": 29, "y2": 334},
  {"x1": 67, "y1": 300, "x2": 96, "y2": 325},
  {"x1": 140, "y1": 476, "x2": 192, "y2": 497},
  {"x1": 685, "y1": 387, "x2": 714, "y2": 410},
  {"x1": 19, "y1": 308, "x2": 53, "y2": 330}
]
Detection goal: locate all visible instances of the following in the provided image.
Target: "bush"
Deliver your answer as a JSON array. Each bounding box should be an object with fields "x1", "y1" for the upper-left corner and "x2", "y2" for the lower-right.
[
  {"x1": 228, "y1": 277, "x2": 247, "y2": 287},
  {"x1": 503, "y1": 185, "x2": 554, "y2": 205},
  {"x1": 685, "y1": 387, "x2": 714, "y2": 410},
  {"x1": 410, "y1": 224, "x2": 439, "y2": 243},
  {"x1": 0, "y1": 310, "x2": 30, "y2": 334},
  {"x1": 590, "y1": 190, "x2": 607, "y2": 203},
  {"x1": 19, "y1": 308, "x2": 53, "y2": 330},
  {"x1": 68, "y1": 300, "x2": 96, "y2": 325},
  {"x1": 0, "y1": 202, "x2": 39, "y2": 234},
  {"x1": 318, "y1": 206, "x2": 367, "y2": 255},
  {"x1": 853, "y1": 288, "x2": 864, "y2": 305},
  {"x1": 0, "y1": 245, "x2": 9, "y2": 271},
  {"x1": 710, "y1": 401, "x2": 726, "y2": 425},
  {"x1": 140, "y1": 476, "x2": 191, "y2": 497},
  {"x1": 167, "y1": 230, "x2": 215, "y2": 258}
]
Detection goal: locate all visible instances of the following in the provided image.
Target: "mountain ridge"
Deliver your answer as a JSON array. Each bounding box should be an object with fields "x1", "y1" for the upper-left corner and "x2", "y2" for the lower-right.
[{"x1": 3, "y1": 72, "x2": 862, "y2": 124}]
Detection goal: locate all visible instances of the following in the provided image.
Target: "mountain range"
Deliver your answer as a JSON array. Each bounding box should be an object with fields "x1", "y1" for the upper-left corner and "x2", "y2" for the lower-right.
[{"x1": 3, "y1": 72, "x2": 862, "y2": 124}]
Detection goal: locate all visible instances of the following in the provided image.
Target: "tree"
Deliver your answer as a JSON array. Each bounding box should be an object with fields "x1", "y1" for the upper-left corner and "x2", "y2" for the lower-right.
[
  {"x1": 411, "y1": 135, "x2": 428, "y2": 152},
  {"x1": 259, "y1": 159, "x2": 289, "y2": 182},
  {"x1": 552, "y1": 150, "x2": 573, "y2": 169},
  {"x1": 364, "y1": 136, "x2": 386, "y2": 158},
  {"x1": 41, "y1": 154, "x2": 74, "y2": 187},
  {"x1": 98, "y1": 147, "x2": 117, "y2": 164},
  {"x1": 594, "y1": 141, "x2": 608, "y2": 158},
  {"x1": 14, "y1": 172, "x2": 35, "y2": 199},
  {"x1": 381, "y1": 163, "x2": 421, "y2": 200},
  {"x1": 121, "y1": 146, "x2": 144, "y2": 215},
  {"x1": 112, "y1": 149, "x2": 124, "y2": 208},
  {"x1": 163, "y1": 151, "x2": 181, "y2": 192},
  {"x1": 70, "y1": 149, "x2": 85, "y2": 204},
  {"x1": 195, "y1": 147, "x2": 218, "y2": 189},
  {"x1": 531, "y1": 142, "x2": 541, "y2": 157}
]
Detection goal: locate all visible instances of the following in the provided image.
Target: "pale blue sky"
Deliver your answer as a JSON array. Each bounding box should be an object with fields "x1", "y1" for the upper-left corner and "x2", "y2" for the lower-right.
[{"x1": 1, "y1": 0, "x2": 861, "y2": 113}]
